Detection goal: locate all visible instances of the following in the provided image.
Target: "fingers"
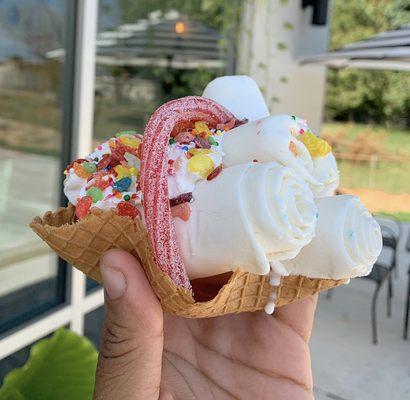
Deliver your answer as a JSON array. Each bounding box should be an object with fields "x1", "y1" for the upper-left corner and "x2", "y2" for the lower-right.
[
  {"x1": 274, "y1": 294, "x2": 318, "y2": 342},
  {"x1": 93, "y1": 249, "x2": 164, "y2": 400},
  {"x1": 158, "y1": 391, "x2": 175, "y2": 400}
]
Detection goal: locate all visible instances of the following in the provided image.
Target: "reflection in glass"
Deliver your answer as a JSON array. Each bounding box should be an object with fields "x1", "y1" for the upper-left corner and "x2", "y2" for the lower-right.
[
  {"x1": 86, "y1": 276, "x2": 101, "y2": 293},
  {"x1": 0, "y1": 342, "x2": 31, "y2": 383},
  {"x1": 0, "y1": 0, "x2": 68, "y2": 333},
  {"x1": 93, "y1": 1, "x2": 240, "y2": 142},
  {"x1": 84, "y1": 306, "x2": 104, "y2": 348}
]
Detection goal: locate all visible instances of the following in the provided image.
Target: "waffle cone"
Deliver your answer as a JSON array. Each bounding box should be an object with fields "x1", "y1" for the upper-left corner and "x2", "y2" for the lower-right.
[{"x1": 30, "y1": 206, "x2": 347, "y2": 318}]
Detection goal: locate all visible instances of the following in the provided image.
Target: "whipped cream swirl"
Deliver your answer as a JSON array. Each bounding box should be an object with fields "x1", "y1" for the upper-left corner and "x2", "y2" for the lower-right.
[
  {"x1": 222, "y1": 115, "x2": 321, "y2": 187},
  {"x1": 174, "y1": 162, "x2": 318, "y2": 279},
  {"x1": 221, "y1": 114, "x2": 341, "y2": 197}
]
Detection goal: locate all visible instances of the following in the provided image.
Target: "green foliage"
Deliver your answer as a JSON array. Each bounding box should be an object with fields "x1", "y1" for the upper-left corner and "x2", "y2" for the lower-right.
[
  {"x1": 151, "y1": 67, "x2": 218, "y2": 100},
  {"x1": 283, "y1": 22, "x2": 294, "y2": 30},
  {"x1": 323, "y1": 122, "x2": 410, "y2": 193},
  {"x1": 337, "y1": 159, "x2": 410, "y2": 193},
  {"x1": 0, "y1": 329, "x2": 98, "y2": 400},
  {"x1": 112, "y1": 0, "x2": 244, "y2": 105},
  {"x1": 118, "y1": 0, "x2": 240, "y2": 31},
  {"x1": 325, "y1": 0, "x2": 410, "y2": 125},
  {"x1": 378, "y1": 211, "x2": 410, "y2": 222},
  {"x1": 323, "y1": 122, "x2": 410, "y2": 156},
  {"x1": 276, "y1": 42, "x2": 288, "y2": 51}
]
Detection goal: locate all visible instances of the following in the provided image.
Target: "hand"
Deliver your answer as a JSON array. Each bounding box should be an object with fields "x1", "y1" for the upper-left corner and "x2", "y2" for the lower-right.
[{"x1": 93, "y1": 249, "x2": 317, "y2": 400}]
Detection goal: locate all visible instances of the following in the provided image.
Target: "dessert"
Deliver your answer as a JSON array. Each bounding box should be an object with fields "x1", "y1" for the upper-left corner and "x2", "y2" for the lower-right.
[
  {"x1": 283, "y1": 195, "x2": 382, "y2": 279},
  {"x1": 30, "y1": 75, "x2": 382, "y2": 317},
  {"x1": 174, "y1": 161, "x2": 318, "y2": 280},
  {"x1": 202, "y1": 75, "x2": 270, "y2": 121},
  {"x1": 221, "y1": 114, "x2": 340, "y2": 197}
]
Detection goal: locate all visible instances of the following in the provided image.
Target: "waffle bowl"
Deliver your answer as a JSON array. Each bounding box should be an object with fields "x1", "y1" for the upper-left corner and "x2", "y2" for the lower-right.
[{"x1": 30, "y1": 205, "x2": 347, "y2": 318}]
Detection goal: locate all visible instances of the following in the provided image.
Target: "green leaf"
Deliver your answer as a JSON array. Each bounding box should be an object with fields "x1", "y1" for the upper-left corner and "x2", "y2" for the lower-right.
[
  {"x1": 283, "y1": 21, "x2": 294, "y2": 30},
  {"x1": 0, "y1": 329, "x2": 98, "y2": 400},
  {"x1": 257, "y1": 62, "x2": 267, "y2": 70}
]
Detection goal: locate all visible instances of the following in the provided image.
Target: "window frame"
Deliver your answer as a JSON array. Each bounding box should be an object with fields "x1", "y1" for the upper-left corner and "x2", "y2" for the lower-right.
[{"x1": 0, "y1": 0, "x2": 103, "y2": 360}]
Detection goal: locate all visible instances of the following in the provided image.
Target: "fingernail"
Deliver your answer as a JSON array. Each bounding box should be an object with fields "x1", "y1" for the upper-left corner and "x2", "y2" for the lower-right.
[{"x1": 101, "y1": 265, "x2": 126, "y2": 300}]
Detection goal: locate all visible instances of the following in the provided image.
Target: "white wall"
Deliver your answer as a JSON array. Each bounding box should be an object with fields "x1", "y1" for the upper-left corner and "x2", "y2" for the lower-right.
[{"x1": 237, "y1": 0, "x2": 331, "y2": 132}]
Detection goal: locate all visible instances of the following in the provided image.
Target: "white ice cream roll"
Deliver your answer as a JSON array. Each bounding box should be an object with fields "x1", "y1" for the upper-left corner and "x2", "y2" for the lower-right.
[
  {"x1": 221, "y1": 115, "x2": 323, "y2": 189},
  {"x1": 283, "y1": 195, "x2": 382, "y2": 279},
  {"x1": 174, "y1": 162, "x2": 318, "y2": 279},
  {"x1": 202, "y1": 75, "x2": 270, "y2": 121}
]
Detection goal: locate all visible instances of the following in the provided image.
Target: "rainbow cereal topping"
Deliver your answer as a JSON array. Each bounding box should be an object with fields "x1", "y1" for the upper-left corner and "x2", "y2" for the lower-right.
[
  {"x1": 298, "y1": 131, "x2": 332, "y2": 157},
  {"x1": 64, "y1": 119, "x2": 240, "y2": 220}
]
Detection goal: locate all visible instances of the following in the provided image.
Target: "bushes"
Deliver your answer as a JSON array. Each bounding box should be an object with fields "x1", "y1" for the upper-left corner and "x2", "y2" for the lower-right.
[{"x1": 324, "y1": 0, "x2": 410, "y2": 126}]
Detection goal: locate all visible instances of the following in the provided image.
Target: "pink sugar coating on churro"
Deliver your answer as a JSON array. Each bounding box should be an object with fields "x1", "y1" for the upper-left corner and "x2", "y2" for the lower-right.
[{"x1": 141, "y1": 96, "x2": 234, "y2": 289}]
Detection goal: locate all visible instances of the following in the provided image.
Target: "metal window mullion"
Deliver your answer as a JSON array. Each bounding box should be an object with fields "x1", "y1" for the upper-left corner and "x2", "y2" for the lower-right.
[
  {"x1": 0, "y1": 306, "x2": 73, "y2": 359},
  {"x1": 69, "y1": 0, "x2": 99, "y2": 335},
  {"x1": 0, "y1": 1, "x2": 99, "y2": 358},
  {"x1": 0, "y1": 288, "x2": 104, "y2": 358},
  {"x1": 83, "y1": 288, "x2": 104, "y2": 314}
]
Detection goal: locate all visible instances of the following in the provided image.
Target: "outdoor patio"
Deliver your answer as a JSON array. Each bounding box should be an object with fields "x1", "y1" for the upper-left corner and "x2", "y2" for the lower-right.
[
  {"x1": 2, "y1": 147, "x2": 409, "y2": 399},
  {"x1": 1, "y1": 2, "x2": 409, "y2": 397},
  {"x1": 71, "y1": 244, "x2": 410, "y2": 400},
  {"x1": 312, "y1": 222, "x2": 410, "y2": 400},
  {"x1": 77, "y1": 231, "x2": 410, "y2": 400}
]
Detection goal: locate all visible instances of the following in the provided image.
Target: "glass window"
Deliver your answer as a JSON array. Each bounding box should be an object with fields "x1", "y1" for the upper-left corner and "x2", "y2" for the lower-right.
[
  {"x1": 85, "y1": 1, "x2": 239, "y2": 292},
  {"x1": 86, "y1": 276, "x2": 101, "y2": 293},
  {"x1": 0, "y1": 0, "x2": 69, "y2": 334},
  {"x1": 0, "y1": 329, "x2": 65, "y2": 385},
  {"x1": 84, "y1": 306, "x2": 104, "y2": 348},
  {"x1": 93, "y1": 1, "x2": 239, "y2": 142},
  {"x1": 0, "y1": 344, "x2": 31, "y2": 384}
]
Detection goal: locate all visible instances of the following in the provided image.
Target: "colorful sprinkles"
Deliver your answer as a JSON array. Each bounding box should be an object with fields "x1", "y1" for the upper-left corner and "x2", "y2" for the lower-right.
[
  {"x1": 65, "y1": 120, "x2": 230, "y2": 221},
  {"x1": 65, "y1": 131, "x2": 142, "y2": 219}
]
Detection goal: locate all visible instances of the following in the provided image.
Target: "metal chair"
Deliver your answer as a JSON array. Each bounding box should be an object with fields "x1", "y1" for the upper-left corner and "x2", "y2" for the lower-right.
[
  {"x1": 403, "y1": 232, "x2": 410, "y2": 340},
  {"x1": 362, "y1": 226, "x2": 398, "y2": 344},
  {"x1": 375, "y1": 216, "x2": 402, "y2": 278},
  {"x1": 326, "y1": 216, "x2": 401, "y2": 343},
  {"x1": 404, "y1": 265, "x2": 410, "y2": 340}
]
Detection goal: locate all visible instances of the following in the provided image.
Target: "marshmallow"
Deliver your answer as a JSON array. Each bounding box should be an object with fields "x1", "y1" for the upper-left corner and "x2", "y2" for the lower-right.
[{"x1": 202, "y1": 75, "x2": 270, "y2": 121}]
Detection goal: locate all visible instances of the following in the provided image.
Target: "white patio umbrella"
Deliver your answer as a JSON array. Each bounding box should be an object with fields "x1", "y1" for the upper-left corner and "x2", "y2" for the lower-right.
[
  {"x1": 47, "y1": 10, "x2": 226, "y2": 70},
  {"x1": 300, "y1": 24, "x2": 410, "y2": 71}
]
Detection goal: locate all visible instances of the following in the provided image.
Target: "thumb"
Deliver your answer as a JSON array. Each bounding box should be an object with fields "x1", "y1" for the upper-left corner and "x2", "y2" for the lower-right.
[{"x1": 93, "y1": 249, "x2": 164, "y2": 400}]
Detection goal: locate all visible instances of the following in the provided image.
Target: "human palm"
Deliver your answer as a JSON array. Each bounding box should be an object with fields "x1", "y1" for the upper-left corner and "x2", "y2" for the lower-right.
[
  {"x1": 93, "y1": 250, "x2": 317, "y2": 400},
  {"x1": 161, "y1": 296, "x2": 317, "y2": 399}
]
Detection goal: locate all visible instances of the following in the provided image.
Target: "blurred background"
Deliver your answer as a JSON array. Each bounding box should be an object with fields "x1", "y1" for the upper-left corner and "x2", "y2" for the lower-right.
[{"x1": 0, "y1": 1, "x2": 409, "y2": 399}]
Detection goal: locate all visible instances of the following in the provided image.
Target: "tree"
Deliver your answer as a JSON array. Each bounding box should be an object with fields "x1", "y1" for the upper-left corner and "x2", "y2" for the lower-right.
[{"x1": 325, "y1": 0, "x2": 410, "y2": 125}]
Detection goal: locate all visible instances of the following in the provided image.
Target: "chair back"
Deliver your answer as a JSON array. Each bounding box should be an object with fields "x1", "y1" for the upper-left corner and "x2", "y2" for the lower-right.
[
  {"x1": 380, "y1": 226, "x2": 398, "y2": 251},
  {"x1": 375, "y1": 215, "x2": 401, "y2": 243}
]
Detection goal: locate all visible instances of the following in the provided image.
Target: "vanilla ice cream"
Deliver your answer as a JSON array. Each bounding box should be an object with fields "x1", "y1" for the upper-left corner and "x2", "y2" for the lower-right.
[
  {"x1": 174, "y1": 162, "x2": 318, "y2": 279},
  {"x1": 283, "y1": 195, "x2": 382, "y2": 279}
]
